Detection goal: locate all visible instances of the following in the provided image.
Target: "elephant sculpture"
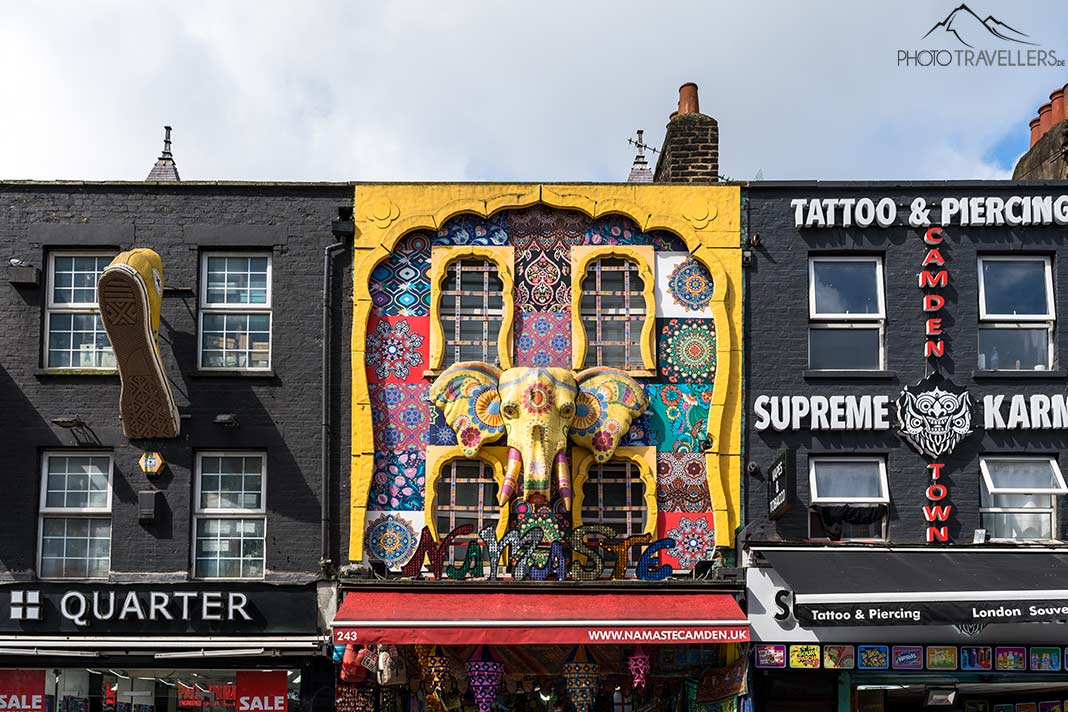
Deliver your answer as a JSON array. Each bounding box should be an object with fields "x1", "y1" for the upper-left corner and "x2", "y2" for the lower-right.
[{"x1": 429, "y1": 363, "x2": 648, "y2": 510}]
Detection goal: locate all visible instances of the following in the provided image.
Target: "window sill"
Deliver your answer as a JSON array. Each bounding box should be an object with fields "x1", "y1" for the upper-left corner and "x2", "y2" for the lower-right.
[
  {"x1": 802, "y1": 369, "x2": 896, "y2": 380},
  {"x1": 35, "y1": 368, "x2": 118, "y2": 378},
  {"x1": 190, "y1": 369, "x2": 277, "y2": 379},
  {"x1": 972, "y1": 369, "x2": 1067, "y2": 379}
]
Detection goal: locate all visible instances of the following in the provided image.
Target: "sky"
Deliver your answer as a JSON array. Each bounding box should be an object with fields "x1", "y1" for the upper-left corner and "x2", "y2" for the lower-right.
[{"x1": 2, "y1": 1, "x2": 1067, "y2": 183}]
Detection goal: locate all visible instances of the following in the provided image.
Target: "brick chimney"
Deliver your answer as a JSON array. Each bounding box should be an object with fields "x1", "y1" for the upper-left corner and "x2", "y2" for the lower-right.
[
  {"x1": 653, "y1": 83, "x2": 719, "y2": 183},
  {"x1": 1013, "y1": 83, "x2": 1068, "y2": 180}
]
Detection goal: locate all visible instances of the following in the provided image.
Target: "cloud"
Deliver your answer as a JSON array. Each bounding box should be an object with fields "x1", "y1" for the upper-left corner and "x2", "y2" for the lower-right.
[{"x1": 1, "y1": 0, "x2": 1065, "y2": 182}]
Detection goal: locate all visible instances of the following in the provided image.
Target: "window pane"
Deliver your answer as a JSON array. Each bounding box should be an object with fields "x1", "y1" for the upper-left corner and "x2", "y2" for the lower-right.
[
  {"x1": 201, "y1": 313, "x2": 271, "y2": 369},
  {"x1": 580, "y1": 258, "x2": 645, "y2": 369},
  {"x1": 812, "y1": 260, "x2": 880, "y2": 316},
  {"x1": 195, "y1": 516, "x2": 265, "y2": 579},
  {"x1": 39, "y1": 517, "x2": 110, "y2": 578},
  {"x1": 809, "y1": 328, "x2": 881, "y2": 370},
  {"x1": 813, "y1": 460, "x2": 884, "y2": 500},
  {"x1": 978, "y1": 328, "x2": 1050, "y2": 370},
  {"x1": 48, "y1": 314, "x2": 114, "y2": 369},
  {"x1": 199, "y1": 455, "x2": 263, "y2": 510},
  {"x1": 440, "y1": 259, "x2": 503, "y2": 367},
  {"x1": 982, "y1": 259, "x2": 1050, "y2": 317},
  {"x1": 985, "y1": 459, "x2": 1059, "y2": 491},
  {"x1": 52, "y1": 255, "x2": 111, "y2": 305},
  {"x1": 982, "y1": 511, "x2": 1053, "y2": 540}
]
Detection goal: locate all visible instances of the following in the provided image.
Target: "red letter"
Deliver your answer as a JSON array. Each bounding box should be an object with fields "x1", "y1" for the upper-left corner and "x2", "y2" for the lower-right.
[
  {"x1": 923, "y1": 504, "x2": 953, "y2": 521},
  {"x1": 924, "y1": 227, "x2": 944, "y2": 245},
  {"x1": 925, "y1": 340, "x2": 945, "y2": 357},
  {"x1": 922, "y1": 248, "x2": 946, "y2": 267},
  {"x1": 926, "y1": 526, "x2": 950, "y2": 543},
  {"x1": 927, "y1": 462, "x2": 945, "y2": 480},
  {"x1": 923, "y1": 294, "x2": 945, "y2": 312},
  {"x1": 926, "y1": 318, "x2": 943, "y2": 336},
  {"x1": 926, "y1": 483, "x2": 947, "y2": 500},
  {"x1": 919, "y1": 270, "x2": 949, "y2": 288}
]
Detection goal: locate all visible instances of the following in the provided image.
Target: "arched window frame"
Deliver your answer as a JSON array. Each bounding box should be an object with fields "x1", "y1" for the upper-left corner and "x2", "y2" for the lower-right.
[
  {"x1": 571, "y1": 445, "x2": 658, "y2": 538},
  {"x1": 424, "y1": 445, "x2": 511, "y2": 543}
]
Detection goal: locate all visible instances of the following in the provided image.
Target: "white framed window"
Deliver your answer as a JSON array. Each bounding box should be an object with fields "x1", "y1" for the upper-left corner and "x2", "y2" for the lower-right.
[
  {"x1": 977, "y1": 256, "x2": 1055, "y2": 371},
  {"x1": 38, "y1": 452, "x2": 113, "y2": 579},
  {"x1": 45, "y1": 252, "x2": 116, "y2": 369},
  {"x1": 194, "y1": 452, "x2": 266, "y2": 579},
  {"x1": 198, "y1": 253, "x2": 272, "y2": 370},
  {"x1": 434, "y1": 459, "x2": 500, "y2": 553},
  {"x1": 580, "y1": 460, "x2": 648, "y2": 539},
  {"x1": 809, "y1": 456, "x2": 889, "y2": 505},
  {"x1": 808, "y1": 257, "x2": 885, "y2": 371},
  {"x1": 980, "y1": 456, "x2": 1067, "y2": 541}
]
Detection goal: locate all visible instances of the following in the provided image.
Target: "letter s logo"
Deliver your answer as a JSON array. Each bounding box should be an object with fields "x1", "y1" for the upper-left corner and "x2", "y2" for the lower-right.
[{"x1": 773, "y1": 589, "x2": 793, "y2": 622}]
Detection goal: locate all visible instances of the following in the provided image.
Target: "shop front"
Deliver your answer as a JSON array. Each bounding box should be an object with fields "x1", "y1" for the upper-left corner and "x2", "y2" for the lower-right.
[
  {"x1": 743, "y1": 183, "x2": 1068, "y2": 712},
  {"x1": 0, "y1": 583, "x2": 330, "y2": 712}
]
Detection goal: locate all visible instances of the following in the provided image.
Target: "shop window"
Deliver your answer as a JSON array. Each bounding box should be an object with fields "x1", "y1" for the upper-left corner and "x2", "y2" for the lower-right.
[
  {"x1": 977, "y1": 256, "x2": 1055, "y2": 371},
  {"x1": 45, "y1": 252, "x2": 117, "y2": 369},
  {"x1": 194, "y1": 452, "x2": 266, "y2": 578},
  {"x1": 808, "y1": 457, "x2": 888, "y2": 541},
  {"x1": 199, "y1": 253, "x2": 272, "y2": 370},
  {"x1": 429, "y1": 246, "x2": 514, "y2": 370},
  {"x1": 980, "y1": 456, "x2": 1067, "y2": 541},
  {"x1": 808, "y1": 257, "x2": 885, "y2": 371},
  {"x1": 38, "y1": 452, "x2": 112, "y2": 578},
  {"x1": 572, "y1": 246, "x2": 656, "y2": 373}
]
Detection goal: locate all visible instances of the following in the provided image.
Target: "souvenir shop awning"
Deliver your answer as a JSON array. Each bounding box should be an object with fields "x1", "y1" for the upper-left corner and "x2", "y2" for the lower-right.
[
  {"x1": 760, "y1": 548, "x2": 1068, "y2": 627},
  {"x1": 332, "y1": 590, "x2": 749, "y2": 645}
]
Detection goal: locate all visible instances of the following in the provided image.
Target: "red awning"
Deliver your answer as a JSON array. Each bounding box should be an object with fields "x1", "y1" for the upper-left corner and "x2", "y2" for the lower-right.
[{"x1": 332, "y1": 590, "x2": 749, "y2": 646}]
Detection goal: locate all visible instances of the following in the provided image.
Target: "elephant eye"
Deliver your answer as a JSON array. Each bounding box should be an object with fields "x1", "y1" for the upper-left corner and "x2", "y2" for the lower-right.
[
  {"x1": 559, "y1": 403, "x2": 575, "y2": 419},
  {"x1": 502, "y1": 403, "x2": 519, "y2": 419}
]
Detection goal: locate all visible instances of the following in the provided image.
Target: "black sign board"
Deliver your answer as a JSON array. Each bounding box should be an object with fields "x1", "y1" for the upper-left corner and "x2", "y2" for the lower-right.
[
  {"x1": 767, "y1": 449, "x2": 796, "y2": 520},
  {"x1": 796, "y1": 599, "x2": 1068, "y2": 627},
  {"x1": 1, "y1": 582, "x2": 318, "y2": 635}
]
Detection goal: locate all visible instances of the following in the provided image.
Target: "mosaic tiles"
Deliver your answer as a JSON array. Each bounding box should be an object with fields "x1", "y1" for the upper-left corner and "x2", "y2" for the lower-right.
[
  {"x1": 365, "y1": 316, "x2": 428, "y2": 383},
  {"x1": 434, "y1": 213, "x2": 509, "y2": 246},
  {"x1": 370, "y1": 232, "x2": 431, "y2": 316},
  {"x1": 655, "y1": 252, "x2": 715, "y2": 318},
  {"x1": 658, "y1": 512, "x2": 716, "y2": 570},
  {"x1": 514, "y1": 312, "x2": 571, "y2": 367},
  {"x1": 656, "y1": 453, "x2": 712, "y2": 512},
  {"x1": 365, "y1": 511, "x2": 424, "y2": 568},
  {"x1": 368, "y1": 450, "x2": 426, "y2": 511},
  {"x1": 369, "y1": 383, "x2": 430, "y2": 452},
  {"x1": 647, "y1": 384, "x2": 715, "y2": 452},
  {"x1": 658, "y1": 318, "x2": 717, "y2": 384}
]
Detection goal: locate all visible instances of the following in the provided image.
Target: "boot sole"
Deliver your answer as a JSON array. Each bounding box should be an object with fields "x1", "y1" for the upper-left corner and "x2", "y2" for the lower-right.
[{"x1": 98, "y1": 266, "x2": 180, "y2": 439}]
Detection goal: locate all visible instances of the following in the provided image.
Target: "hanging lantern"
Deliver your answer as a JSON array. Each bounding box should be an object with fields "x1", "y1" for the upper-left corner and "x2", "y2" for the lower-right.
[
  {"x1": 426, "y1": 645, "x2": 452, "y2": 691},
  {"x1": 562, "y1": 646, "x2": 600, "y2": 712},
  {"x1": 627, "y1": 646, "x2": 651, "y2": 690},
  {"x1": 465, "y1": 645, "x2": 504, "y2": 712}
]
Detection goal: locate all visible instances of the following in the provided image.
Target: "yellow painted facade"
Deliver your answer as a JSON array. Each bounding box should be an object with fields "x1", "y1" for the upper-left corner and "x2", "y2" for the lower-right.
[{"x1": 350, "y1": 183, "x2": 743, "y2": 560}]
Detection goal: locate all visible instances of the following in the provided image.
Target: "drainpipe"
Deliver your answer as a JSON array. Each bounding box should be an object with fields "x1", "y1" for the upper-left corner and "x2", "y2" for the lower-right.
[{"x1": 322, "y1": 206, "x2": 354, "y2": 572}]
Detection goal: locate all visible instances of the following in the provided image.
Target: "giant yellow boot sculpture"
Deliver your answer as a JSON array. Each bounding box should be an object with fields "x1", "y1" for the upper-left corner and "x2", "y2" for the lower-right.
[{"x1": 97, "y1": 249, "x2": 180, "y2": 439}]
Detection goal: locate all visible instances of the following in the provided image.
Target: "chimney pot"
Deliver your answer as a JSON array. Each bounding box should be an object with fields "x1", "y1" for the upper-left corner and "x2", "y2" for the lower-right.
[
  {"x1": 678, "y1": 82, "x2": 700, "y2": 116},
  {"x1": 1030, "y1": 117, "x2": 1043, "y2": 147},
  {"x1": 1050, "y1": 89, "x2": 1065, "y2": 127},
  {"x1": 1039, "y1": 101, "x2": 1053, "y2": 134}
]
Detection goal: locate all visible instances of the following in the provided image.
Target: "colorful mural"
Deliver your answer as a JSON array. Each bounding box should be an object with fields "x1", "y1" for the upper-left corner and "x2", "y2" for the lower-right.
[{"x1": 351, "y1": 184, "x2": 742, "y2": 574}]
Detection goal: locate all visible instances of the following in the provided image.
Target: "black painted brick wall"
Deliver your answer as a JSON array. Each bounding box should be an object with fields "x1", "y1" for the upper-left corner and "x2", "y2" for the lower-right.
[
  {"x1": 0, "y1": 183, "x2": 352, "y2": 581},
  {"x1": 746, "y1": 182, "x2": 1068, "y2": 544}
]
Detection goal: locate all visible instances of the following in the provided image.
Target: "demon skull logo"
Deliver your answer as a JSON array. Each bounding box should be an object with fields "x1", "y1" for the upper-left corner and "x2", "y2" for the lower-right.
[{"x1": 896, "y1": 375, "x2": 973, "y2": 459}]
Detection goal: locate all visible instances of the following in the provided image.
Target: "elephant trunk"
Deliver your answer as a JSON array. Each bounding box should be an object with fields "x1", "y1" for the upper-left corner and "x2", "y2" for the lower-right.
[
  {"x1": 500, "y1": 448, "x2": 522, "y2": 505},
  {"x1": 555, "y1": 450, "x2": 572, "y2": 511}
]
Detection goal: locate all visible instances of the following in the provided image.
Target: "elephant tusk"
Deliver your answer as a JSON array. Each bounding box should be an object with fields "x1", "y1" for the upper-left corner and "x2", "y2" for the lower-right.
[
  {"x1": 555, "y1": 450, "x2": 572, "y2": 511},
  {"x1": 501, "y1": 448, "x2": 521, "y2": 505}
]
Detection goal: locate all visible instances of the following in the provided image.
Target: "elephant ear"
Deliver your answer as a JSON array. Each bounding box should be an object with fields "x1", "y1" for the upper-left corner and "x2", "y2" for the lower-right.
[
  {"x1": 570, "y1": 367, "x2": 650, "y2": 462},
  {"x1": 429, "y1": 361, "x2": 505, "y2": 456}
]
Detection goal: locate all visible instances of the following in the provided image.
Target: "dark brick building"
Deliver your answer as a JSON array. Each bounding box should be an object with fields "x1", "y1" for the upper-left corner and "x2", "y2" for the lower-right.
[{"x1": 0, "y1": 180, "x2": 354, "y2": 711}]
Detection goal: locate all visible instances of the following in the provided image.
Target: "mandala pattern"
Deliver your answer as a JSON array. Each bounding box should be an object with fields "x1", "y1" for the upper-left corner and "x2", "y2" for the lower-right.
[
  {"x1": 366, "y1": 513, "x2": 419, "y2": 567},
  {"x1": 667, "y1": 258, "x2": 715, "y2": 312},
  {"x1": 370, "y1": 232, "x2": 431, "y2": 315},
  {"x1": 370, "y1": 383, "x2": 430, "y2": 451},
  {"x1": 647, "y1": 384, "x2": 714, "y2": 452},
  {"x1": 656, "y1": 453, "x2": 712, "y2": 512},
  {"x1": 514, "y1": 312, "x2": 571, "y2": 367},
  {"x1": 434, "y1": 213, "x2": 509, "y2": 246},
  {"x1": 365, "y1": 316, "x2": 427, "y2": 382},
  {"x1": 429, "y1": 409, "x2": 458, "y2": 446},
  {"x1": 661, "y1": 513, "x2": 716, "y2": 570},
  {"x1": 658, "y1": 318, "x2": 717, "y2": 384},
  {"x1": 369, "y1": 450, "x2": 426, "y2": 511}
]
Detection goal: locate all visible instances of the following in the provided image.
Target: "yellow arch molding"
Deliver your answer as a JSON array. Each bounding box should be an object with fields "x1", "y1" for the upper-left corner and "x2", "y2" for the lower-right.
[
  {"x1": 426, "y1": 245, "x2": 515, "y2": 373},
  {"x1": 350, "y1": 184, "x2": 742, "y2": 559},
  {"x1": 570, "y1": 245, "x2": 657, "y2": 375},
  {"x1": 571, "y1": 446, "x2": 658, "y2": 539},
  {"x1": 424, "y1": 445, "x2": 511, "y2": 543}
]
